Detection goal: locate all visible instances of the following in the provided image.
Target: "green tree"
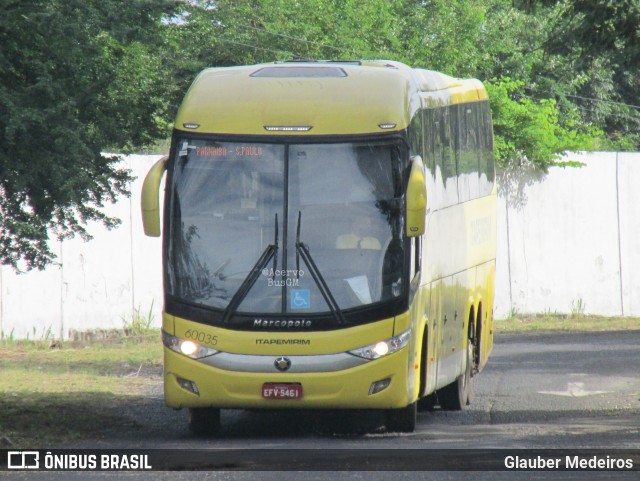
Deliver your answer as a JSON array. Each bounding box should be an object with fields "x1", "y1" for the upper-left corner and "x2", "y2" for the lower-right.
[
  {"x1": 167, "y1": 0, "x2": 606, "y2": 164},
  {"x1": 516, "y1": 0, "x2": 640, "y2": 149},
  {"x1": 0, "y1": 0, "x2": 178, "y2": 270},
  {"x1": 160, "y1": 0, "x2": 403, "y2": 114},
  {"x1": 487, "y1": 78, "x2": 604, "y2": 171},
  {"x1": 3, "y1": 0, "x2": 633, "y2": 269}
]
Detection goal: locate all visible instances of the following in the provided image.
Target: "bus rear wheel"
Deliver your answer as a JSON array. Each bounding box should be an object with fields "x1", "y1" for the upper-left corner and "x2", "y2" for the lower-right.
[
  {"x1": 188, "y1": 407, "x2": 221, "y2": 436},
  {"x1": 438, "y1": 339, "x2": 473, "y2": 410},
  {"x1": 384, "y1": 401, "x2": 417, "y2": 433}
]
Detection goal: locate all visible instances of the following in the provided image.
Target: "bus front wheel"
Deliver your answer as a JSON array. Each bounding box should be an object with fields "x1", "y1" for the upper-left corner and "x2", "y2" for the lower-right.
[
  {"x1": 188, "y1": 407, "x2": 221, "y2": 436},
  {"x1": 384, "y1": 401, "x2": 417, "y2": 433}
]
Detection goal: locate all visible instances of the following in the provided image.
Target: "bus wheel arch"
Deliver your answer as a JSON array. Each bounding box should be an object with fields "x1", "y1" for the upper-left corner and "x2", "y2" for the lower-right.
[
  {"x1": 466, "y1": 308, "x2": 476, "y2": 404},
  {"x1": 417, "y1": 325, "x2": 436, "y2": 411},
  {"x1": 474, "y1": 302, "x2": 483, "y2": 374}
]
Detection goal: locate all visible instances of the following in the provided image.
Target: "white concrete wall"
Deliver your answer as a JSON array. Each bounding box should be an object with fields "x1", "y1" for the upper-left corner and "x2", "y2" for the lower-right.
[
  {"x1": 0, "y1": 155, "x2": 164, "y2": 340},
  {"x1": 0, "y1": 152, "x2": 637, "y2": 339},
  {"x1": 617, "y1": 153, "x2": 640, "y2": 316},
  {"x1": 495, "y1": 152, "x2": 638, "y2": 318}
]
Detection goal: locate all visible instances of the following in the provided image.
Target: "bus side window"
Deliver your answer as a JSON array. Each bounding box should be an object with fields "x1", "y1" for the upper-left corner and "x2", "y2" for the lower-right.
[
  {"x1": 479, "y1": 102, "x2": 495, "y2": 196},
  {"x1": 457, "y1": 103, "x2": 482, "y2": 202},
  {"x1": 424, "y1": 108, "x2": 437, "y2": 177},
  {"x1": 438, "y1": 106, "x2": 458, "y2": 207}
]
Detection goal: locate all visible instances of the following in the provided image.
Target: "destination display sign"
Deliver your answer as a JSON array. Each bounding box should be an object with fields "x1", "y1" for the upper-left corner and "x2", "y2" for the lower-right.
[{"x1": 196, "y1": 145, "x2": 265, "y2": 157}]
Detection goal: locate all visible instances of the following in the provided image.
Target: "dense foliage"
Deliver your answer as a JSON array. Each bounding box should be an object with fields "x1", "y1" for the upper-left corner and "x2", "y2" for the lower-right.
[
  {"x1": 163, "y1": 0, "x2": 636, "y2": 166},
  {"x1": 0, "y1": 0, "x2": 177, "y2": 269},
  {"x1": 1, "y1": 0, "x2": 638, "y2": 268}
]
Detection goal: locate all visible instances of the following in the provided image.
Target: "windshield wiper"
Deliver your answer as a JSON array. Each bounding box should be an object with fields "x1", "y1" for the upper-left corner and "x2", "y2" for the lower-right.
[
  {"x1": 222, "y1": 214, "x2": 279, "y2": 324},
  {"x1": 295, "y1": 211, "x2": 345, "y2": 324}
]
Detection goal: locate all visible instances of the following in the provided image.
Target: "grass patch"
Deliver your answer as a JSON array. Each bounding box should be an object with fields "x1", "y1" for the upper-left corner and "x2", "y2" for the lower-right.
[
  {"x1": 0, "y1": 332, "x2": 163, "y2": 448},
  {"x1": 495, "y1": 314, "x2": 640, "y2": 333},
  {"x1": 121, "y1": 302, "x2": 157, "y2": 337}
]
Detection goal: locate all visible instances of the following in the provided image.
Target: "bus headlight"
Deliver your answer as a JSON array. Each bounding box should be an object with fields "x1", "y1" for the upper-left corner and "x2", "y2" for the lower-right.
[
  {"x1": 162, "y1": 331, "x2": 218, "y2": 359},
  {"x1": 348, "y1": 328, "x2": 411, "y2": 360}
]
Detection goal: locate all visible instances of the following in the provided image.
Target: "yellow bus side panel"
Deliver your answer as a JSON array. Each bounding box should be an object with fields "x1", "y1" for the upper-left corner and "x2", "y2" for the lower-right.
[
  {"x1": 475, "y1": 261, "x2": 495, "y2": 370},
  {"x1": 419, "y1": 190, "x2": 496, "y2": 390}
]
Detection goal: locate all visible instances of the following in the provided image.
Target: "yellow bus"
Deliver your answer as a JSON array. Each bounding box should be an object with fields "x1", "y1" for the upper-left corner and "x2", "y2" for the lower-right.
[{"x1": 142, "y1": 60, "x2": 496, "y2": 434}]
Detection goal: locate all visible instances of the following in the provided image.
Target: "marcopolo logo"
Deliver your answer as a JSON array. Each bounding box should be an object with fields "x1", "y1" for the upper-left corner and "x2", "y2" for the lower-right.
[{"x1": 253, "y1": 319, "x2": 312, "y2": 328}]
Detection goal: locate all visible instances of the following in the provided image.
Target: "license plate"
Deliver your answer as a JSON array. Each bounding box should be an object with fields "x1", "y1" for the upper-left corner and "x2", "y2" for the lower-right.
[{"x1": 262, "y1": 383, "x2": 303, "y2": 399}]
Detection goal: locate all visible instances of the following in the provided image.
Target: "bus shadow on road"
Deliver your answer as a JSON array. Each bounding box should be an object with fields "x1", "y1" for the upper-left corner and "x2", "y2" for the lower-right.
[{"x1": 210, "y1": 409, "x2": 388, "y2": 438}]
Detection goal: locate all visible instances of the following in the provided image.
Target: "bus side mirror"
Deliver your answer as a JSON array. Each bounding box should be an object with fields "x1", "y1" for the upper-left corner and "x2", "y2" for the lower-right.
[
  {"x1": 141, "y1": 156, "x2": 167, "y2": 237},
  {"x1": 406, "y1": 156, "x2": 427, "y2": 237}
]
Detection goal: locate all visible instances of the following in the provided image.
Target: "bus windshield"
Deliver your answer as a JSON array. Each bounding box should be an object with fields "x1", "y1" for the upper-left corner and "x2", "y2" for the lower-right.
[{"x1": 166, "y1": 138, "x2": 407, "y2": 325}]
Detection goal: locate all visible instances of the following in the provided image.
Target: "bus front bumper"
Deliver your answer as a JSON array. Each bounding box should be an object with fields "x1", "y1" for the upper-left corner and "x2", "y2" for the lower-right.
[{"x1": 163, "y1": 346, "x2": 413, "y2": 410}]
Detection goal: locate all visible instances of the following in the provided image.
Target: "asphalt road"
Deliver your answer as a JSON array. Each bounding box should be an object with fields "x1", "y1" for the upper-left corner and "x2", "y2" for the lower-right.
[{"x1": 3, "y1": 330, "x2": 639, "y2": 480}]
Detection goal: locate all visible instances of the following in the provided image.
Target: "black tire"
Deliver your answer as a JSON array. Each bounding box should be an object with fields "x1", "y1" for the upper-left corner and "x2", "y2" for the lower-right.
[
  {"x1": 384, "y1": 402, "x2": 417, "y2": 433},
  {"x1": 188, "y1": 407, "x2": 221, "y2": 436},
  {"x1": 465, "y1": 337, "x2": 475, "y2": 405},
  {"x1": 417, "y1": 393, "x2": 437, "y2": 411},
  {"x1": 474, "y1": 313, "x2": 482, "y2": 376},
  {"x1": 438, "y1": 339, "x2": 473, "y2": 410}
]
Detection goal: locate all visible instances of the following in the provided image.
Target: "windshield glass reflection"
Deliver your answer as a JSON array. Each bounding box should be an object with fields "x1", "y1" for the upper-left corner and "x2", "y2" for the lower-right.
[{"x1": 166, "y1": 138, "x2": 406, "y2": 321}]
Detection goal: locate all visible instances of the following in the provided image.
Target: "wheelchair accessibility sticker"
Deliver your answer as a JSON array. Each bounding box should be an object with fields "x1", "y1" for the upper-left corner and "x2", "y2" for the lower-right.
[{"x1": 290, "y1": 289, "x2": 310, "y2": 310}]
